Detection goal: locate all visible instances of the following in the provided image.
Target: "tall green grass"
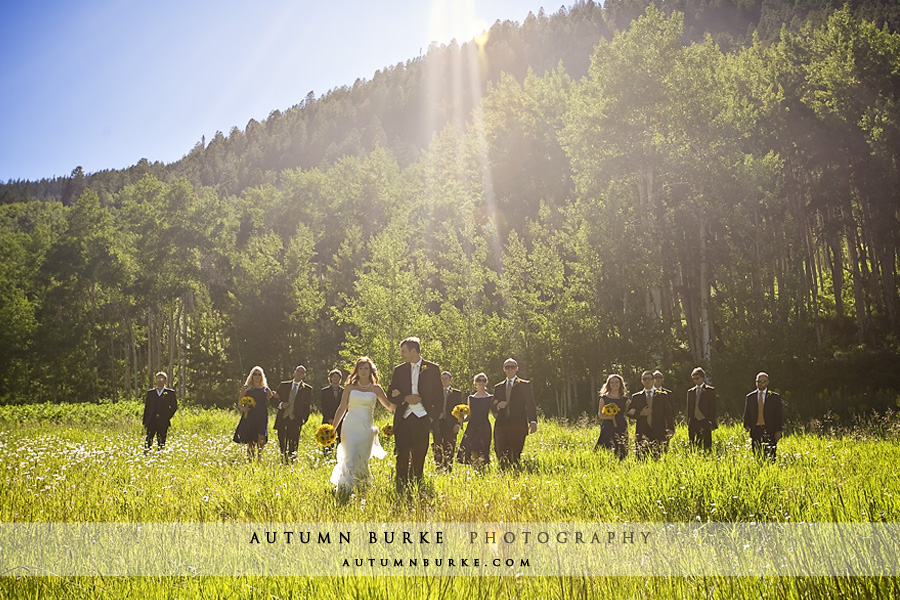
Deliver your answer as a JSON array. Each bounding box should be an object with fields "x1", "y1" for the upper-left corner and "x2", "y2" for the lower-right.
[{"x1": 1, "y1": 403, "x2": 898, "y2": 597}]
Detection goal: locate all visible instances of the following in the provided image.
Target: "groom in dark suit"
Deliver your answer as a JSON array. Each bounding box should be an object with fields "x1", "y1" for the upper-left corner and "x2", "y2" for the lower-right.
[
  {"x1": 389, "y1": 337, "x2": 442, "y2": 488},
  {"x1": 743, "y1": 371, "x2": 782, "y2": 462}
]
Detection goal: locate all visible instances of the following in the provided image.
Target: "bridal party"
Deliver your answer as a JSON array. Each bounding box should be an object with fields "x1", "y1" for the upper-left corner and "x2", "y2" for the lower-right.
[{"x1": 153, "y1": 335, "x2": 783, "y2": 493}]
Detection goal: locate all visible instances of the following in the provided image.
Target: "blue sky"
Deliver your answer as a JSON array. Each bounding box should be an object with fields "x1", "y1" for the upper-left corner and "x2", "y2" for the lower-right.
[{"x1": 0, "y1": 0, "x2": 542, "y2": 182}]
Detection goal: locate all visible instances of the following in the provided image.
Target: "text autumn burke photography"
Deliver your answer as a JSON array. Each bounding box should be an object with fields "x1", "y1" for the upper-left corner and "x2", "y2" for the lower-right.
[
  {"x1": 247, "y1": 529, "x2": 652, "y2": 545},
  {"x1": 241, "y1": 526, "x2": 659, "y2": 573}
]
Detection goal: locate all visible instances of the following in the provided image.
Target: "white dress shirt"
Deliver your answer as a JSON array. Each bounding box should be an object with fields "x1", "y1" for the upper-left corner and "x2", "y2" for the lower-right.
[{"x1": 403, "y1": 359, "x2": 428, "y2": 419}]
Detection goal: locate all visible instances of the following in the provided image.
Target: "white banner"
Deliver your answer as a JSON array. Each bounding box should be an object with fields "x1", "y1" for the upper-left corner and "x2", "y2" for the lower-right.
[{"x1": 1, "y1": 522, "x2": 898, "y2": 576}]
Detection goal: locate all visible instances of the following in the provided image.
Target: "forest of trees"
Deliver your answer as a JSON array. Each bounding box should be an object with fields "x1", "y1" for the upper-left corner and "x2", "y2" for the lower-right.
[{"x1": 1, "y1": 1, "x2": 898, "y2": 422}]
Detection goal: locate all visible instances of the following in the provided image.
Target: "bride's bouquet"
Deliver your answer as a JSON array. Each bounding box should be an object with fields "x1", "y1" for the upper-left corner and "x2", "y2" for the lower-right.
[{"x1": 315, "y1": 423, "x2": 337, "y2": 447}]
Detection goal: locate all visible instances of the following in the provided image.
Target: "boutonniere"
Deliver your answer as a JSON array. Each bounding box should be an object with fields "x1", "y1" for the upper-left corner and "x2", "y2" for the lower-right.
[{"x1": 421, "y1": 364, "x2": 428, "y2": 372}]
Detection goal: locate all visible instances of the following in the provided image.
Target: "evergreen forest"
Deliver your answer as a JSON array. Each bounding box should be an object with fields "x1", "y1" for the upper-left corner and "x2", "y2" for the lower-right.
[{"x1": 1, "y1": 0, "x2": 899, "y2": 421}]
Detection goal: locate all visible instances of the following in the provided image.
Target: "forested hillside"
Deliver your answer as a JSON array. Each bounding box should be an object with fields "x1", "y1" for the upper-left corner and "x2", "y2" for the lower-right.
[
  {"x1": 1, "y1": 1, "x2": 898, "y2": 420},
  {"x1": 3, "y1": 0, "x2": 897, "y2": 203}
]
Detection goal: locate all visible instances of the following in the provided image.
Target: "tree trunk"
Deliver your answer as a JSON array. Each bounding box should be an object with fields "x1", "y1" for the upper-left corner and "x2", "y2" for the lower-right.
[
  {"x1": 168, "y1": 307, "x2": 176, "y2": 384},
  {"x1": 147, "y1": 310, "x2": 153, "y2": 389},
  {"x1": 804, "y1": 211, "x2": 822, "y2": 347},
  {"x1": 123, "y1": 322, "x2": 131, "y2": 403},
  {"x1": 699, "y1": 219, "x2": 711, "y2": 363},
  {"x1": 844, "y1": 209, "x2": 870, "y2": 345},
  {"x1": 879, "y1": 239, "x2": 900, "y2": 336},
  {"x1": 131, "y1": 320, "x2": 139, "y2": 400},
  {"x1": 828, "y1": 222, "x2": 845, "y2": 328},
  {"x1": 180, "y1": 300, "x2": 188, "y2": 399},
  {"x1": 110, "y1": 323, "x2": 118, "y2": 402},
  {"x1": 752, "y1": 203, "x2": 764, "y2": 343}
]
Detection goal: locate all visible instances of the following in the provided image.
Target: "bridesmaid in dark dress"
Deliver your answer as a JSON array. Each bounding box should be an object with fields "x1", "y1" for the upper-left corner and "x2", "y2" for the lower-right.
[
  {"x1": 593, "y1": 374, "x2": 629, "y2": 459},
  {"x1": 234, "y1": 366, "x2": 272, "y2": 461},
  {"x1": 456, "y1": 372, "x2": 493, "y2": 468}
]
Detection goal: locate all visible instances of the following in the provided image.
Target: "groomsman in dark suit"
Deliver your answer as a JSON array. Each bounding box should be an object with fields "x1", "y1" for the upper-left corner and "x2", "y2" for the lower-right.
[
  {"x1": 272, "y1": 365, "x2": 312, "y2": 463},
  {"x1": 433, "y1": 371, "x2": 462, "y2": 473},
  {"x1": 653, "y1": 370, "x2": 673, "y2": 395},
  {"x1": 320, "y1": 369, "x2": 344, "y2": 455},
  {"x1": 491, "y1": 358, "x2": 537, "y2": 469},
  {"x1": 320, "y1": 368, "x2": 343, "y2": 419},
  {"x1": 653, "y1": 370, "x2": 674, "y2": 433},
  {"x1": 743, "y1": 372, "x2": 782, "y2": 462},
  {"x1": 388, "y1": 337, "x2": 442, "y2": 488},
  {"x1": 627, "y1": 370, "x2": 674, "y2": 458},
  {"x1": 143, "y1": 371, "x2": 178, "y2": 450},
  {"x1": 687, "y1": 367, "x2": 717, "y2": 451}
]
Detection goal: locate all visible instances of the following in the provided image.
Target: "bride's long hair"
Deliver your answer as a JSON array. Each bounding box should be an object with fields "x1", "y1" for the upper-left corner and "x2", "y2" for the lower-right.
[{"x1": 347, "y1": 356, "x2": 379, "y2": 386}]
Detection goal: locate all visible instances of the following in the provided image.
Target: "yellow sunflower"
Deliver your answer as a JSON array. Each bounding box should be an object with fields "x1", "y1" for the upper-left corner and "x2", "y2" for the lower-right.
[
  {"x1": 601, "y1": 402, "x2": 620, "y2": 416},
  {"x1": 451, "y1": 404, "x2": 470, "y2": 420},
  {"x1": 315, "y1": 423, "x2": 337, "y2": 447}
]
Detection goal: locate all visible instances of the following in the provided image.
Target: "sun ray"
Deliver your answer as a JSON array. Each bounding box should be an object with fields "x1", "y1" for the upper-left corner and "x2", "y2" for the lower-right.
[{"x1": 420, "y1": 0, "x2": 503, "y2": 272}]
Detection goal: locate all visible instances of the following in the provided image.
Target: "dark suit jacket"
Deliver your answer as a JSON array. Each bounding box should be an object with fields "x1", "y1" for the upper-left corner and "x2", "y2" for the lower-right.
[
  {"x1": 628, "y1": 389, "x2": 674, "y2": 441},
  {"x1": 438, "y1": 387, "x2": 463, "y2": 420},
  {"x1": 491, "y1": 378, "x2": 537, "y2": 429},
  {"x1": 388, "y1": 359, "x2": 442, "y2": 429},
  {"x1": 687, "y1": 384, "x2": 718, "y2": 428},
  {"x1": 743, "y1": 390, "x2": 782, "y2": 436},
  {"x1": 143, "y1": 387, "x2": 177, "y2": 428},
  {"x1": 320, "y1": 385, "x2": 344, "y2": 423},
  {"x1": 273, "y1": 380, "x2": 311, "y2": 430}
]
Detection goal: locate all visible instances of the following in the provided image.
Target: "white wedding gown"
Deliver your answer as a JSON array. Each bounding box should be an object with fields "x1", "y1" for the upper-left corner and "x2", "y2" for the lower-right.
[{"x1": 330, "y1": 389, "x2": 387, "y2": 490}]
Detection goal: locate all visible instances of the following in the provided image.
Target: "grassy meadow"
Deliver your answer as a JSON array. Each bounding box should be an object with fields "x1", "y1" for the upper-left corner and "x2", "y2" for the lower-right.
[{"x1": 2, "y1": 401, "x2": 900, "y2": 598}]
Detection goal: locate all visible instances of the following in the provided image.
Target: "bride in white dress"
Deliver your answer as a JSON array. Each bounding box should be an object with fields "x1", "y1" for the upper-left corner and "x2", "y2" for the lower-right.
[{"x1": 330, "y1": 356, "x2": 394, "y2": 491}]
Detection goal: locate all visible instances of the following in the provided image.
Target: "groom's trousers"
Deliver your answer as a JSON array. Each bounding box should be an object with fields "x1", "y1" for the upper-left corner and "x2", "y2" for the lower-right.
[{"x1": 395, "y1": 413, "x2": 431, "y2": 485}]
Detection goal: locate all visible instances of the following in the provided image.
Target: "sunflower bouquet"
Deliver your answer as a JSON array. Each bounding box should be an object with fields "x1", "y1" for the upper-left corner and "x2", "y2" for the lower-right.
[
  {"x1": 315, "y1": 423, "x2": 337, "y2": 447},
  {"x1": 380, "y1": 423, "x2": 394, "y2": 438},
  {"x1": 601, "y1": 402, "x2": 620, "y2": 417},
  {"x1": 239, "y1": 396, "x2": 256, "y2": 409},
  {"x1": 451, "y1": 404, "x2": 470, "y2": 420}
]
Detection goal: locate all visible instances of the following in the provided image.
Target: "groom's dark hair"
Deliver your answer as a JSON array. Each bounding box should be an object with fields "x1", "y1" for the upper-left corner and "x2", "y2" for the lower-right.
[{"x1": 400, "y1": 337, "x2": 421, "y2": 353}]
